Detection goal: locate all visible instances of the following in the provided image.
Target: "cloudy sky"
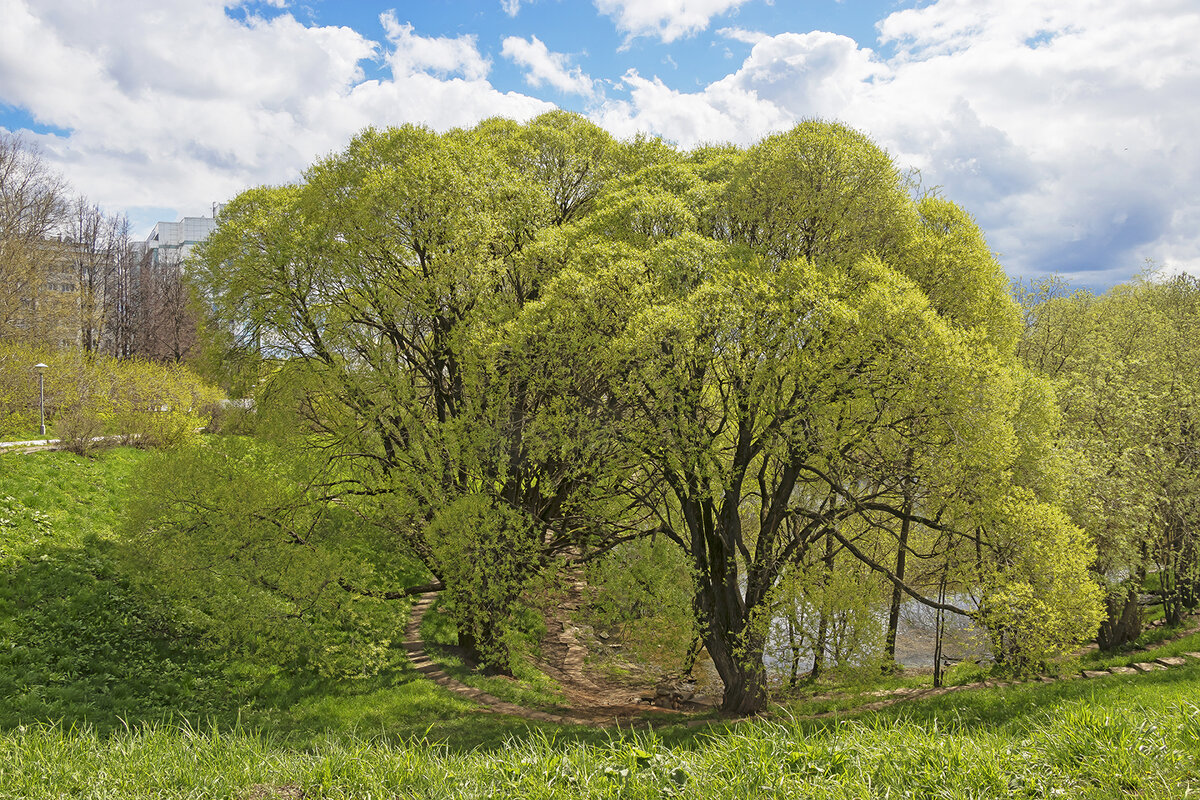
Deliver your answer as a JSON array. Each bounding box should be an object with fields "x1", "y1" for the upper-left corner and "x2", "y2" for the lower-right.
[{"x1": 2, "y1": 0, "x2": 1197, "y2": 289}]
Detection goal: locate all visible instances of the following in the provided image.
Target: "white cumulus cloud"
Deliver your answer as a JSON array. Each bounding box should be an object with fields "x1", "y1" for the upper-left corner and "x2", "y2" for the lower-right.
[
  {"x1": 0, "y1": 0, "x2": 552, "y2": 234},
  {"x1": 501, "y1": 36, "x2": 595, "y2": 96},
  {"x1": 594, "y1": 0, "x2": 752, "y2": 43},
  {"x1": 716, "y1": 26, "x2": 768, "y2": 45},
  {"x1": 593, "y1": 0, "x2": 1200, "y2": 282},
  {"x1": 380, "y1": 12, "x2": 491, "y2": 81}
]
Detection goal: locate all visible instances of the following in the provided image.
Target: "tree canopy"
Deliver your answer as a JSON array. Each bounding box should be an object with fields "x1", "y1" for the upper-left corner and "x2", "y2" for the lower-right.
[{"x1": 195, "y1": 113, "x2": 1102, "y2": 712}]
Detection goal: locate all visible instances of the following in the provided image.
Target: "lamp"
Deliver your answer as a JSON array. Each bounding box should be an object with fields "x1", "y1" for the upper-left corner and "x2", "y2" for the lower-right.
[{"x1": 34, "y1": 363, "x2": 48, "y2": 437}]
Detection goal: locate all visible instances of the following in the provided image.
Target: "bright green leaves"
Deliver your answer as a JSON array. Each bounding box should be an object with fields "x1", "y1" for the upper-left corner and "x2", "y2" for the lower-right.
[
  {"x1": 905, "y1": 197, "x2": 1021, "y2": 352},
  {"x1": 426, "y1": 495, "x2": 543, "y2": 672},
  {"x1": 1024, "y1": 273, "x2": 1200, "y2": 638},
  {"x1": 723, "y1": 121, "x2": 913, "y2": 266},
  {"x1": 980, "y1": 488, "x2": 1104, "y2": 668},
  {"x1": 197, "y1": 112, "x2": 1101, "y2": 702},
  {"x1": 126, "y1": 437, "x2": 408, "y2": 679}
]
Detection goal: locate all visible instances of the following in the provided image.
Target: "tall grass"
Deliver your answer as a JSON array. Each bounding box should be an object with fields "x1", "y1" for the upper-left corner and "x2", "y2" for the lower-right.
[{"x1": 2, "y1": 694, "x2": 1199, "y2": 798}]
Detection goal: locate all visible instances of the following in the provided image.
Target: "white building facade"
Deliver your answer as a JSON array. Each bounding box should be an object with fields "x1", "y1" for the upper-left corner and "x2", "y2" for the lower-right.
[{"x1": 145, "y1": 204, "x2": 223, "y2": 267}]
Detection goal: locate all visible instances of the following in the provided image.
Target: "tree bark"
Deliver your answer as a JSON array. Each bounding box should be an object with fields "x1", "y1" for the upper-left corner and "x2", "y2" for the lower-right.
[
  {"x1": 810, "y1": 531, "x2": 834, "y2": 680},
  {"x1": 885, "y1": 499, "x2": 912, "y2": 662},
  {"x1": 1097, "y1": 582, "x2": 1143, "y2": 651}
]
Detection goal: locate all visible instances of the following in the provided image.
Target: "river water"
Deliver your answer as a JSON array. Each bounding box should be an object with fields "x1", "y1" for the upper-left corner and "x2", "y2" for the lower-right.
[{"x1": 687, "y1": 596, "x2": 992, "y2": 698}]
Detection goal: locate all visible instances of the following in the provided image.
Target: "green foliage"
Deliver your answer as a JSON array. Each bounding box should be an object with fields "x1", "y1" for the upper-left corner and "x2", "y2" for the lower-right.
[
  {"x1": 125, "y1": 437, "x2": 415, "y2": 679},
  {"x1": 753, "y1": 555, "x2": 889, "y2": 688},
  {"x1": 427, "y1": 495, "x2": 544, "y2": 672},
  {"x1": 1021, "y1": 271, "x2": 1200, "y2": 642},
  {"x1": 193, "y1": 112, "x2": 1104, "y2": 712},
  {"x1": 585, "y1": 537, "x2": 697, "y2": 674},
  {"x1": 0, "y1": 339, "x2": 221, "y2": 448},
  {"x1": 0, "y1": 449, "x2": 235, "y2": 729},
  {"x1": 980, "y1": 490, "x2": 1104, "y2": 672}
]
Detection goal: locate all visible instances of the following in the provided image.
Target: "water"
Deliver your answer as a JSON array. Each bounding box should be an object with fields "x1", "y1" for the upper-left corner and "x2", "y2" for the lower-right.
[{"x1": 688, "y1": 595, "x2": 992, "y2": 698}]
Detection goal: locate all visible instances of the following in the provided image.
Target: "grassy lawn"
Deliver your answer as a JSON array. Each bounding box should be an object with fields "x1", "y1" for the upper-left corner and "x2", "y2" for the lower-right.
[
  {"x1": 2, "y1": 672, "x2": 1198, "y2": 798},
  {"x1": 0, "y1": 448, "x2": 590, "y2": 749},
  {"x1": 3, "y1": 448, "x2": 1200, "y2": 797},
  {"x1": 0, "y1": 428, "x2": 51, "y2": 442}
]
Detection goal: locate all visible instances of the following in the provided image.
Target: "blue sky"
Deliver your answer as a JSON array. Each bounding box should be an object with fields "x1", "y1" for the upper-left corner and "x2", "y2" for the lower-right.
[
  {"x1": 2, "y1": 0, "x2": 1198, "y2": 290},
  {"x1": 288, "y1": 0, "x2": 902, "y2": 95}
]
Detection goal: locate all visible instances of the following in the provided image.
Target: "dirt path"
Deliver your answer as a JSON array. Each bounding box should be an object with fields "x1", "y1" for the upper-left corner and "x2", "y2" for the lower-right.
[
  {"x1": 404, "y1": 594, "x2": 1200, "y2": 729},
  {"x1": 403, "y1": 593, "x2": 699, "y2": 728}
]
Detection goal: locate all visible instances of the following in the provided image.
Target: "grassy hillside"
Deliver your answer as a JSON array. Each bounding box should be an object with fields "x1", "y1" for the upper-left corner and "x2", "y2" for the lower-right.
[
  {"x1": 3, "y1": 449, "x2": 1199, "y2": 798},
  {"x1": 0, "y1": 449, "x2": 567, "y2": 747},
  {"x1": 2, "y1": 670, "x2": 1199, "y2": 798}
]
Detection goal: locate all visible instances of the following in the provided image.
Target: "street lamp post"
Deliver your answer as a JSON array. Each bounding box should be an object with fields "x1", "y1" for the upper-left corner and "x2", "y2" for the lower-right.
[{"x1": 34, "y1": 363, "x2": 48, "y2": 437}]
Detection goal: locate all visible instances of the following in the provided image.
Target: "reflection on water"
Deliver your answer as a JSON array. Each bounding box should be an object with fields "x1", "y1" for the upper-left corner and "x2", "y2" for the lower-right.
[
  {"x1": 688, "y1": 596, "x2": 993, "y2": 698},
  {"x1": 892, "y1": 599, "x2": 991, "y2": 668}
]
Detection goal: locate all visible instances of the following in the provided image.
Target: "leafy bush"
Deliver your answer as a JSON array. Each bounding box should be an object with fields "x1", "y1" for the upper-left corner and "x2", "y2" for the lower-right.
[
  {"x1": 125, "y1": 437, "x2": 410, "y2": 679},
  {"x1": 426, "y1": 494, "x2": 544, "y2": 672},
  {"x1": 0, "y1": 341, "x2": 222, "y2": 447},
  {"x1": 585, "y1": 536, "x2": 697, "y2": 675},
  {"x1": 979, "y1": 490, "x2": 1105, "y2": 673}
]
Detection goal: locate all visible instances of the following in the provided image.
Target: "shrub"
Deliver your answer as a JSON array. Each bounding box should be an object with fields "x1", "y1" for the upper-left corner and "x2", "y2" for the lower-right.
[{"x1": 0, "y1": 341, "x2": 222, "y2": 447}]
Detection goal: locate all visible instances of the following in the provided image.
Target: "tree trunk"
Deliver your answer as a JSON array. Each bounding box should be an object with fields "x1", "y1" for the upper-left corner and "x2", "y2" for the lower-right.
[
  {"x1": 1097, "y1": 583, "x2": 1142, "y2": 651},
  {"x1": 932, "y1": 571, "x2": 947, "y2": 688},
  {"x1": 701, "y1": 613, "x2": 768, "y2": 714},
  {"x1": 811, "y1": 532, "x2": 834, "y2": 680},
  {"x1": 456, "y1": 623, "x2": 515, "y2": 676},
  {"x1": 787, "y1": 616, "x2": 802, "y2": 688},
  {"x1": 885, "y1": 500, "x2": 912, "y2": 662}
]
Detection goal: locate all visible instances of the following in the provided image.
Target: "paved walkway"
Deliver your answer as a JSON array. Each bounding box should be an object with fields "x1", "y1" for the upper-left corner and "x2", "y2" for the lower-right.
[
  {"x1": 0, "y1": 435, "x2": 135, "y2": 454},
  {"x1": 0, "y1": 437, "x2": 59, "y2": 452}
]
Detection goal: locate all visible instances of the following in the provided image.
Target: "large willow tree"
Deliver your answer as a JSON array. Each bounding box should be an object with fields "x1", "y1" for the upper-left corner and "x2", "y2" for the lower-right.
[{"x1": 198, "y1": 114, "x2": 1101, "y2": 713}]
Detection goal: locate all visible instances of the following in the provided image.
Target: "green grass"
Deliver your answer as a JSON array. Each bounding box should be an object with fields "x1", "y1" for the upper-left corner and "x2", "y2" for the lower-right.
[
  {"x1": 0, "y1": 448, "x2": 591, "y2": 748},
  {"x1": 420, "y1": 597, "x2": 571, "y2": 712},
  {"x1": 3, "y1": 677, "x2": 1200, "y2": 798},
  {"x1": 0, "y1": 449, "x2": 239, "y2": 729},
  {"x1": 0, "y1": 427, "x2": 52, "y2": 442},
  {"x1": 5, "y1": 449, "x2": 1200, "y2": 796}
]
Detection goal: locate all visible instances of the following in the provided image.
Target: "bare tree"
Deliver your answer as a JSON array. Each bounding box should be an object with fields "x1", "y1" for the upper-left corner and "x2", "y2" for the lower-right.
[
  {"x1": 133, "y1": 248, "x2": 198, "y2": 362},
  {"x1": 65, "y1": 198, "x2": 129, "y2": 353},
  {"x1": 0, "y1": 133, "x2": 69, "y2": 340},
  {"x1": 103, "y1": 215, "x2": 138, "y2": 358}
]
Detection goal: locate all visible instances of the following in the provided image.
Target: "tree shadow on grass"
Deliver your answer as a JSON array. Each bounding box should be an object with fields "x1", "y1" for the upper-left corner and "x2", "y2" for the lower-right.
[
  {"x1": 0, "y1": 535, "x2": 249, "y2": 733},
  {"x1": 0, "y1": 534, "x2": 698, "y2": 752}
]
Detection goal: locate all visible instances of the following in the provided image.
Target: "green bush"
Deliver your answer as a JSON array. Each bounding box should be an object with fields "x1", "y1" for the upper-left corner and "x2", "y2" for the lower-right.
[
  {"x1": 0, "y1": 341, "x2": 222, "y2": 447},
  {"x1": 585, "y1": 536, "x2": 697, "y2": 675},
  {"x1": 125, "y1": 437, "x2": 410, "y2": 679}
]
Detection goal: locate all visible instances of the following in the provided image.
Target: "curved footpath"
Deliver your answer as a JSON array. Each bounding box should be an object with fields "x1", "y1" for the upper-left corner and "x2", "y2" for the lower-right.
[
  {"x1": 404, "y1": 595, "x2": 1200, "y2": 728},
  {"x1": 403, "y1": 593, "x2": 695, "y2": 728}
]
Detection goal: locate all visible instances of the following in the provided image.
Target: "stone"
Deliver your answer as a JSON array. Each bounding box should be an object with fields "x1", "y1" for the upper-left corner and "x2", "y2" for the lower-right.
[
  {"x1": 1081, "y1": 670, "x2": 1110, "y2": 679},
  {"x1": 1156, "y1": 656, "x2": 1188, "y2": 667},
  {"x1": 1181, "y1": 651, "x2": 1200, "y2": 660},
  {"x1": 1132, "y1": 661, "x2": 1167, "y2": 672},
  {"x1": 1108, "y1": 666, "x2": 1138, "y2": 676}
]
